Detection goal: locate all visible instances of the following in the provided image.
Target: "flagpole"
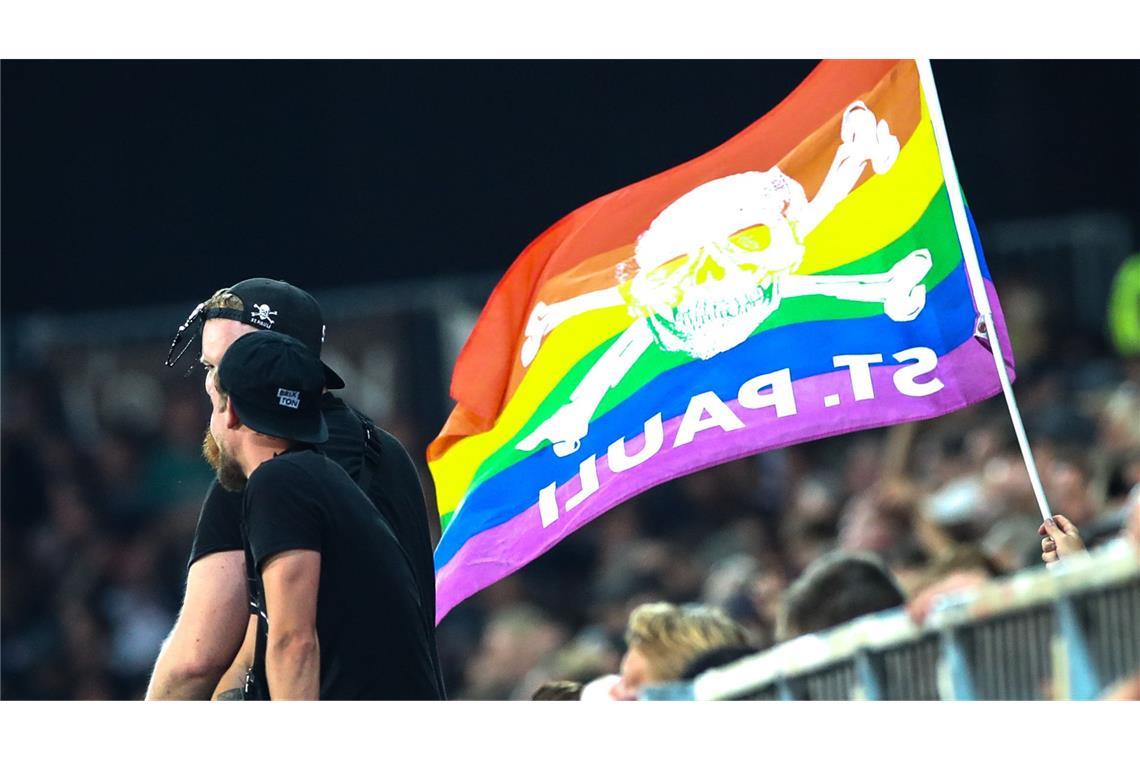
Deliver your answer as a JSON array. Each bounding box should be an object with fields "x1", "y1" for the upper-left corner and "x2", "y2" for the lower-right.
[{"x1": 916, "y1": 58, "x2": 1053, "y2": 522}]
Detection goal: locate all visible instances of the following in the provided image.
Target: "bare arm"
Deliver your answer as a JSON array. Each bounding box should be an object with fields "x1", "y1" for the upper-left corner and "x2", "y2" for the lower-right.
[
  {"x1": 261, "y1": 549, "x2": 321, "y2": 700},
  {"x1": 212, "y1": 614, "x2": 258, "y2": 700},
  {"x1": 146, "y1": 550, "x2": 249, "y2": 700}
]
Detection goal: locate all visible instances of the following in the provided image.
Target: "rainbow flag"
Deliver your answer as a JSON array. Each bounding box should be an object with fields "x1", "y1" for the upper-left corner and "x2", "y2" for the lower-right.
[{"x1": 428, "y1": 59, "x2": 1013, "y2": 623}]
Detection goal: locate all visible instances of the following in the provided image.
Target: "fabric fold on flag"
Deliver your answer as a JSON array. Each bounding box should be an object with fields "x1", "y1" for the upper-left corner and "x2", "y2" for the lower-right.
[{"x1": 429, "y1": 59, "x2": 1013, "y2": 623}]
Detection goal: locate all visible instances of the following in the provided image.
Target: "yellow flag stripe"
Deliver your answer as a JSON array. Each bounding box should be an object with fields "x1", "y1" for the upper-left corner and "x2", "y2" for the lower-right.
[{"x1": 432, "y1": 103, "x2": 941, "y2": 514}]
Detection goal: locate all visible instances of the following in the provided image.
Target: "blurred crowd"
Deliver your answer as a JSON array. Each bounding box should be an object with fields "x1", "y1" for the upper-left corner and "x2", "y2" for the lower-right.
[{"x1": 3, "y1": 271, "x2": 1140, "y2": 700}]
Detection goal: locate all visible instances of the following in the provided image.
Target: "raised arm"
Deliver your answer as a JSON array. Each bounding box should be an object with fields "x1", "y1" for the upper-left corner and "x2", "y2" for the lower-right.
[
  {"x1": 261, "y1": 549, "x2": 322, "y2": 700},
  {"x1": 1038, "y1": 514, "x2": 1087, "y2": 566},
  {"x1": 146, "y1": 550, "x2": 250, "y2": 700}
]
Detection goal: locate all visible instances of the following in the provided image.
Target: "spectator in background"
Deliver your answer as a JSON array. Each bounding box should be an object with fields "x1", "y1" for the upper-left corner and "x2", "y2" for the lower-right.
[
  {"x1": 462, "y1": 605, "x2": 568, "y2": 700},
  {"x1": 512, "y1": 627, "x2": 621, "y2": 700},
  {"x1": 906, "y1": 546, "x2": 1001, "y2": 625},
  {"x1": 608, "y1": 602, "x2": 750, "y2": 700},
  {"x1": 776, "y1": 551, "x2": 905, "y2": 640}
]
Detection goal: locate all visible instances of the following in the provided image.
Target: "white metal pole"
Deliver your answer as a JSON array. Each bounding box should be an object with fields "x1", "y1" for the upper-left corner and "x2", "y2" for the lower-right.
[{"x1": 916, "y1": 58, "x2": 1053, "y2": 521}]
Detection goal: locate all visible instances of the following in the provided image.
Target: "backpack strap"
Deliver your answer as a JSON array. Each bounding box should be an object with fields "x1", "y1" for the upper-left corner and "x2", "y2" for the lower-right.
[
  {"x1": 241, "y1": 516, "x2": 270, "y2": 700},
  {"x1": 352, "y1": 408, "x2": 384, "y2": 494},
  {"x1": 245, "y1": 604, "x2": 269, "y2": 700}
]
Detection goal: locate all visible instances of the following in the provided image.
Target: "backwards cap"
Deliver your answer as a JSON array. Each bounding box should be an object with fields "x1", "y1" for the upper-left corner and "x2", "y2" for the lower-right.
[{"x1": 165, "y1": 277, "x2": 345, "y2": 390}]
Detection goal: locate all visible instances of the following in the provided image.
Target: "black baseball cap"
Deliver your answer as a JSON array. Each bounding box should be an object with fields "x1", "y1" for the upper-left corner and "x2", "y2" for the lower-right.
[
  {"x1": 165, "y1": 277, "x2": 346, "y2": 390},
  {"x1": 217, "y1": 330, "x2": 329, "y2": 444}
]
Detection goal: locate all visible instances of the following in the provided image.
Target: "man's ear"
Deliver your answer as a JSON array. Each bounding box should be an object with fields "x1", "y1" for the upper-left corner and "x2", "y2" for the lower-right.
[{"x1": 224, "y1": 399, "x2": 243, "y2": 431}]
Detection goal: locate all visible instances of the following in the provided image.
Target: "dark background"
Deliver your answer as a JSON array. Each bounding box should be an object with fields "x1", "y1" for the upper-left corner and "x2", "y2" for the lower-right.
[
  {"x1": 3, "y1": 59, "x2": 1138, "y2": 316},
  {"x1": 3, "y1": 60, "x2": 1139, "y2": 702}
]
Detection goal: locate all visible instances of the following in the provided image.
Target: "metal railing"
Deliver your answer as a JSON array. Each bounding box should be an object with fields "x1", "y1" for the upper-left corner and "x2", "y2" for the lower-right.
[
  {"x1": 2, "y1": 273, "x2": 497, "y2": 357},
  {"x1": 641, "y1": 540, "x2": 1140, "y2": 700},
  {"x1": 1, "y1": 274, "x2": 498, "y2": 442},
  {"x1": 982, "y1": 211, "x2": 1133, "y2": 334}
]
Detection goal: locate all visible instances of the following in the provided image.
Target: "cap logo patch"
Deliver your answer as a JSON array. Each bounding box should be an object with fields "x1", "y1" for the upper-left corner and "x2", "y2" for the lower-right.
[
  {"x1": 277, "y1": 388, "x2": 301, "y2": 409},
  {"x1": 251, "y1": 304, "x2": 278, "y2": 329}
]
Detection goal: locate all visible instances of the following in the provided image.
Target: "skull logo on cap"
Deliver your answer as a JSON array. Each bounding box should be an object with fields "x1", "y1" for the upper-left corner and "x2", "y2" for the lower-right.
[{"x1": 250, "y1": 303, "x2": 278, "y2": 329}]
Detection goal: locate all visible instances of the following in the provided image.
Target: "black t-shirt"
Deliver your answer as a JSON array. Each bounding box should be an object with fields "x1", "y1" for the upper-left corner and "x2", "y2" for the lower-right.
[
  {"x1": 187, "y1": 393, "x2": 443, "y2": 694},
  {"x1": 243, "y1": 448, "x2": 442, "y2": 700}
]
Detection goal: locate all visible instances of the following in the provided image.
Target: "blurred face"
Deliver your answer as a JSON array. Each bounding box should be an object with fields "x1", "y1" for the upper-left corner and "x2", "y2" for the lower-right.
[
  {"x1": 199, "y1": 318, "x2": 257, "y2": 492},
  {"x1": 200, "y1": 322, "x2": 254, "y2": 492},
  {"x1": 1046, "y1": 460, "x2": 1094, "y2": 524},
  {"x1": 199, "y1": 318, "x2": 257, "y2": 398},
  {"x1": 609, "y1": 646, "x2": 652, "y2": 700},
  {"x1": 750, "y1": 568, "x2": 787, "y2": 626}
]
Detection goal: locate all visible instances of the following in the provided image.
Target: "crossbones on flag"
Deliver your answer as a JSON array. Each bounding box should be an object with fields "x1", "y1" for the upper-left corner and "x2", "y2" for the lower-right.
[{"x1": 428, "y1": 59, "x2": 1014, "y2": 623}]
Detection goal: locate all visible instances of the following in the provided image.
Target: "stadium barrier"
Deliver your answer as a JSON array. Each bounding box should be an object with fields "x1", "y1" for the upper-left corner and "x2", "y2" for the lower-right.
[
  {"x1": 640, "y1": 540, "x2": 1140, "y2": 700},
  {"x1": 982, "y1": 211, "x2": 1132, "y2": 334}
]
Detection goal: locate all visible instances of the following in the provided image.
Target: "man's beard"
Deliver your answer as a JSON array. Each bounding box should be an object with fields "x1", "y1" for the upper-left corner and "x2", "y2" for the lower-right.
[{"x1": 202, "y1": 428, "x2": 247, "y2": 492}]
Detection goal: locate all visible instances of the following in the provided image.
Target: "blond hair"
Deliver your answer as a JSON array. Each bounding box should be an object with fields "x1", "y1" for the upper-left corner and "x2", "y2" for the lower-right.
[
  {"x1": 624, "y1": 602, "x2": 750, "y2": 682},
  {"x1": 204, "y1": 289, "x2": 245, "y2": 410},
  {"x1": 205, "y1": 288, "x2": 245, "y2": 313}
]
